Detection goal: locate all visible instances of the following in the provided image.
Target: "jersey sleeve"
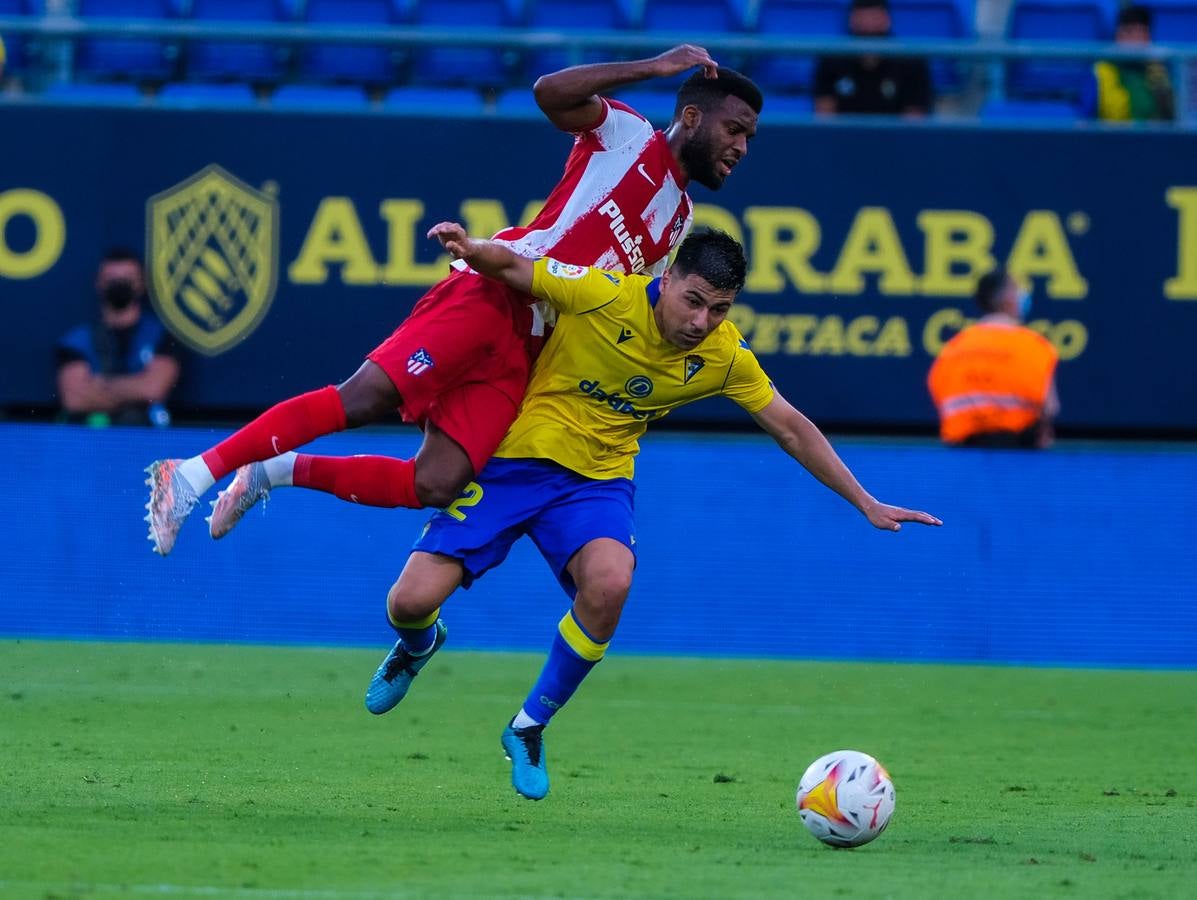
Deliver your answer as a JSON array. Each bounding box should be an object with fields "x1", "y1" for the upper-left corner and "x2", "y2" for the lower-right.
[
  {"x1": 531, "y1": 257, "x2": 626, "y2": 315},
  {"x1": 575, "y1": 97, "x2": 655, "y2": 151},
  {"x1": 720, "y1": 333, "x2": 776, "y2": 414}
]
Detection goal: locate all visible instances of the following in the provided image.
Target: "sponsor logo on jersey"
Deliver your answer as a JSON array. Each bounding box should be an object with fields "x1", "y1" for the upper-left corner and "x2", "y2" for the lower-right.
[
  {"x1": 598, "y1": 199, "x2": 646, "y2": 273},
  {"x1": 684, "y1": 354, "x2": 705, "y2": 384},
  {"x1": 601, "y1": 271, "x2": 622, "y2": 286},
  {"x1": 636, "y1": 163, "x2": 656, "y2": 186},
  {"x1": 546, "y1": 258, "x2": 588, "y2": 279},
  {"x1": 624, "y1": 375, "x2": 654, "y2": 398},
  {"x1": 146, "y1": 164, "x2": 279, "y2": 356},
  {"x1": 407, "y1": 347, "x2": 435, "y2": 375},
  {"x1": 578, "y1": 379, "x2": 658, "y2": 420},
  {"x1": 616, "y1": 327, "x2": 635, "y2": 344}
]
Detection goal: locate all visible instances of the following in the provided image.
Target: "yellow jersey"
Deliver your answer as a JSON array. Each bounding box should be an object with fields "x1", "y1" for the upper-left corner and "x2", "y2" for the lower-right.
[{"x1": 494, "y1": 257, "x2": 776, "y2": 479}]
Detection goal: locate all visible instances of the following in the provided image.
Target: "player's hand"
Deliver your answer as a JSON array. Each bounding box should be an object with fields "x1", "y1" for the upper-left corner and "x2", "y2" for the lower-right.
[
  {"x1": 863, "y1": 501, "x2": 943, "y2": 532},
  {"x1": 652, "y1": 44, "x2": 719, "y2": 80},
  {"x1": 427, "y1": 221, "x2": 471, "y2": 260}
]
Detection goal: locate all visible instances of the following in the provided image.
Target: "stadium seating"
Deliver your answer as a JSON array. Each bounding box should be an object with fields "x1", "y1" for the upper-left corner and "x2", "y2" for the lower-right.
[
  {"x1": 157, "y1": 80, "x2": 257, "y2": 107},
  {"x1": 185, "y1": 0, "x2": 289, "y2": 82},
  {"x1": 384, "y1": 85, "x2": 487, "y2": 115},
  {"x1": 410, "y1": 0, "x2": 512, "y2": 87},
  {"x1": 610, "y1": 87, "x2": 678, "y2": 123},
  {"x1": 271, "y1": 83, "x2": 370, "y2": 109},
  {"x1": 0, "y1": 0, "x2": 39, "y2": 75},
  {"x1": 890, "y1": 0, "x2": 973, "y2": 89},
  {"x1": 641, "y1": 0, "x2": 747, "y2": 33},
  {"x1": 1006, "y1": 0, "x2": 1115, "y2": 97},
  {"x1": 42, "y1": 79, "x2": 144, "y2": 103},
  {"x1": 1143, "y1": 0, "x2": 1197, "y2": 43},
  {"x1": 979, "y1": 97, "x2": 1082, "y2": 119},
  {"x1": 75, "y1": 0, "x2": 176, "y2": 81},
  {"x1": 522, "y1": 0, "x2": 630, "y2": 81},
  {"x1": 300, "y1": 0, "x2": 396, "y2": 85},
  {"x1": 752, "y1": 0, "x2": 850, "y2": 94}
]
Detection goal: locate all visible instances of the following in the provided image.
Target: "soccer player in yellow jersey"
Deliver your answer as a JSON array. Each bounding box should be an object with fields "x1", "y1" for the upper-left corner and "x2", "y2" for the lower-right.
[{"x1": 366, "y1": 224, "x2": 942, "y2": 801}]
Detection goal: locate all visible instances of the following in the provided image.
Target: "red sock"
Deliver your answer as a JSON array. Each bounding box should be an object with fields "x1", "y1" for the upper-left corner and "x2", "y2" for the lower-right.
[
  {"x1": 201, "y1": 386, "x2": 347, "y2": 481},
  {"x1": 293, "y1": 454, "x2": 422, "y2": 509}
]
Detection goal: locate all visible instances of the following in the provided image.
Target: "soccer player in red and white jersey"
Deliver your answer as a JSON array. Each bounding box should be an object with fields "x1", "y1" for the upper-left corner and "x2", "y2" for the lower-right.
[{"x1": 146, "y1": 46, "x2": 763, "y2": 555}]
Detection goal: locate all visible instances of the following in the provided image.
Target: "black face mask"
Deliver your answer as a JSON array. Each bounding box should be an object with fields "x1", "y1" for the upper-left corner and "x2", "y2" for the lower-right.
[{"x1": 103, "y1": 280, "x2": 138, "y2": 311}]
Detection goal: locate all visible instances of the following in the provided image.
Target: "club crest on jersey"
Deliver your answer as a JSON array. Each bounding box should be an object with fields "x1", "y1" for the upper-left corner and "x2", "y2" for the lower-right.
[
  {"x1": 668, "y1": 214, "x2": 687, "y2": 249},
  {"x1": 146, "y1": 164, "x2": 279, "y2": 356},
  {"x1": 684, "y1": 354, "x2": 705, "y2": 384},
  {"x1": 407, "y1": 348, "x2": 435, "y2": 375},
  {"x1": 547, "y1": 259, "x2": 588, "y2": 280}
]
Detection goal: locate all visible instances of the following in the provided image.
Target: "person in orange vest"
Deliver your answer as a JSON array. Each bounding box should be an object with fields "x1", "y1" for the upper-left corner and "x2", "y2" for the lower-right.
[{"x1": 927, "y1": 268, "x2": 1060, "y2": 448}]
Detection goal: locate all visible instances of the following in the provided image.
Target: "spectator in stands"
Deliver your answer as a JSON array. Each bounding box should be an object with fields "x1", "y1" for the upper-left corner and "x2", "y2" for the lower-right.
[
  {"x1": 927, "y1": 268, "x2": 1060, "y2": 449},
  {"x1": 56, "y1": 248, "x2": 182, "y2": 427},
  {"x1": 813, "y1": 0, "x2": 933, "y2": 117},
  {"x1": 1083, "y1": 5, "x2": 1174, "y2": 122},
  {"x1": 0, "y1": 34, "x2": 7, "y2": 81}
]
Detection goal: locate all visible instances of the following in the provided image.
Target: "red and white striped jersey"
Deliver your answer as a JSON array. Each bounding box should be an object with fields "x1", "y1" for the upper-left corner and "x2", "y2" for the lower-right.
[{"x1": 492, "y1": 98, "x2": 693, "y2": 277}]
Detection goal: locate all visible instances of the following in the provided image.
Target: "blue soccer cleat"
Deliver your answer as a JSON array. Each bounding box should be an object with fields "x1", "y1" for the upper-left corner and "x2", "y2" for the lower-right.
[
  {"x1": 364, "y1": 620, "x2": 447, "y2": 715},
  {"x1": 501, "y1": 720, "x2": 549, "y2": 800}
]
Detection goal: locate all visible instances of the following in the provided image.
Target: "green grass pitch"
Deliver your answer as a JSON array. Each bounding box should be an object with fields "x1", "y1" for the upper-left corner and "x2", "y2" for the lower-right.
[{"x1": 2, "y1": 640, "x2": 1194, "y2": 899}]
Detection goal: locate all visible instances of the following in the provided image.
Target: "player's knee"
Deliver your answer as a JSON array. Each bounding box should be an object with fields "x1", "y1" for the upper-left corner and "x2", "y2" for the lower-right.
[
  {"x1": 576, "y1": 564, "x2": 633, "y2": 612},
  {"x1": 413, "y1": 468, "x2": 468, "y2": 509},
  {"x1": 337, "y1": 367, "x2": 398, "y2": 428},
  {"x1": 386, "y1": 581, "x2": 437, "y2": 623}
]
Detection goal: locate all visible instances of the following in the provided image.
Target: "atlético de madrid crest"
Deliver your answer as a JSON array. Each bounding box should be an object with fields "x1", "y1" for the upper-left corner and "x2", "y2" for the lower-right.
[{"x1": 146, "y1": 164, "x2": 279, "y2": 356}]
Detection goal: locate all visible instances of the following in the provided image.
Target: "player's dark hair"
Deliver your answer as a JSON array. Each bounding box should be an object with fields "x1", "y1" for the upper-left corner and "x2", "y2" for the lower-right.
[
  {"x1": 1117, "y1": 4, "x2": 1152, "y2": 30},
  {"x1": 102, "y1": 247, "x2": 142, "y2": 266},
  {"x1": 671, "y1": 228, "x2": 747, "y2": 292},
  {"x1": 674, "y1": 67, "x2": 763, "y2": 119},
  {"x1": 974, "y1": 267, "x2": 1008, "y2": 313}
]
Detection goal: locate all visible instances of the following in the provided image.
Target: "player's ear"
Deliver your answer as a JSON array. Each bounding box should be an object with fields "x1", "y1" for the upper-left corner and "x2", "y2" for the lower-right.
[{"x1": 680, "y1": 104, "x2": 702, "y2": 131}]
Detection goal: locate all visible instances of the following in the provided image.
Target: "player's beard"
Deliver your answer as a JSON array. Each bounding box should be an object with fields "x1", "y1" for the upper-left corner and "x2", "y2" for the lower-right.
[{"x1": 679, "y1": 128, "x2": 725, "y2": 191}]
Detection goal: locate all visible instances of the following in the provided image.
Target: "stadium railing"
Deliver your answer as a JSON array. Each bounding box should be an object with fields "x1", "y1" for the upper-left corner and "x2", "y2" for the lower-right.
[{"x1": 0, "y1": 13, "x2": 1194, "y2": 125}]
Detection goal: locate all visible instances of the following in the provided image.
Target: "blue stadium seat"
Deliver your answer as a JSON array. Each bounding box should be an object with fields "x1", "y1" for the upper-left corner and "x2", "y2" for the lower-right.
[
  {"x1": 384, "y1": 85, "x2": 486, "y2": 115},
  {"x1": 979, "y1": 97, "x2": 1082, "y2": 120},
  {"x1": 0, "y1": 0, "x2": 40, "y2": 75},
  {"x1": 75, "y1": 0, "x2": 176, "y2": 80},
  {"x1": 301, "y1": 0, "x2": 396, "y2": 84},
  {"x1": 271, "y1": 83, "x2": 370, "y2": 109},
  {"x1": 753, "y1": 0, "x2": 850, "y2": 93},
  {"x1": 410, "y1": 0, "x2": 511, "y2": 87},
  {"x1": 523, "y1": 0, "x2": 629, "y2": 80},
  {"x1": 494, "y1": 88, "x2": 542, "y2": 117},
  {"x1": 890, "y1": 0, "x2": 973, "y2": 91},
  {"x1": 610, "y1": 88, "x2": 678, "y2": 125},
  {"x1": 157, "y1": 81, "x2": 258, "y2": 107},
  {"x1": 42, "y1": 80, "x2": 145, "y2": 103},
  {"x1": 1144, "y1": 0, "x2": 1197, "y2": 43},
  {"x1": 641, "y1": 0, "x2": 746, "y2": 33},
  {"x1": 186, "y1": 0, "x2": 289, "y2": 82},
  {"x1": 765, "y1": 93, "x2": 815, "y2": 117},
  {"x1": 1006, "y1": 0, "x2": 1115, "y2": 97}
]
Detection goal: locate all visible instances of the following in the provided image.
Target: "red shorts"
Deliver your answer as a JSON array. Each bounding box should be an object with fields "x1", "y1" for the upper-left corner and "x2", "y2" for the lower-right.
[{"x1": 367, "y1": 269, "x2": 541, "y2": 474}]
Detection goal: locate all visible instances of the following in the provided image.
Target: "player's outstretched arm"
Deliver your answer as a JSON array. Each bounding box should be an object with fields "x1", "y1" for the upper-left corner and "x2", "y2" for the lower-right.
[
  {"x1": 427, "y1": 222, "x2": 533, "y2": 294},
  {"x1": 751, "y1": 393, "x2": 943, "y2": 532},
  {"x1": 533, "y1": 44, "x2": 719, "y2": 133}
]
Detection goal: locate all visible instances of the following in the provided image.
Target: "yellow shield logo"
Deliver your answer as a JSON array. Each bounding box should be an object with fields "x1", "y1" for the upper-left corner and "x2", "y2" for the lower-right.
[{"x1": 146, "y1": 164, "x2": 279, "y2": 356}]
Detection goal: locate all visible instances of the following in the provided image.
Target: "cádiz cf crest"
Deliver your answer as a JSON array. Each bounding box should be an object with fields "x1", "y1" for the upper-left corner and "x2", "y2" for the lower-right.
[{"x1": 146, "y1": 164, "x2": 279, "y2": 356}]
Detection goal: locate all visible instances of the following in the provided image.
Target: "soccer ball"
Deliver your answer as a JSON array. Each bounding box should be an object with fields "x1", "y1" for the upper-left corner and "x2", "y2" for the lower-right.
[{"x1": 796, "y1": 749, "x2": 895, "y2": 848}]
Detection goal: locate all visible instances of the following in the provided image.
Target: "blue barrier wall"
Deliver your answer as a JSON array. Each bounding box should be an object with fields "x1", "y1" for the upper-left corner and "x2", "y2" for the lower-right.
[
  {"x1": 2, "y1": 106, "x2": 1196, "y2": 431},
  {"x1": 2, "y1": 423, "x2": 1193, "y2": 667}
]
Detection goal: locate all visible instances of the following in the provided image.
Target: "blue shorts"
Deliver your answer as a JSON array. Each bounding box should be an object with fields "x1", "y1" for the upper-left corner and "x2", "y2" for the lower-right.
[{"x1": 413, "y1": 457, "x2": 636, "y2": 598}]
